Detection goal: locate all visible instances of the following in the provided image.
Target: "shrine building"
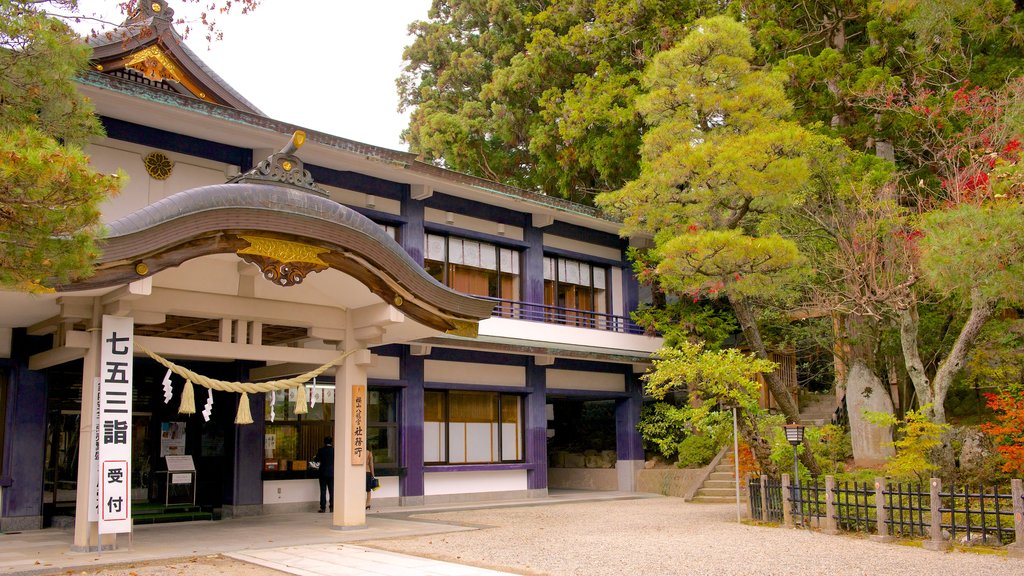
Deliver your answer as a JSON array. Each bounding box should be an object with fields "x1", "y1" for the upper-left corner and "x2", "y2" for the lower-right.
[{"x1": 0, "y1": 0, "x2": 662, "y2": 549}]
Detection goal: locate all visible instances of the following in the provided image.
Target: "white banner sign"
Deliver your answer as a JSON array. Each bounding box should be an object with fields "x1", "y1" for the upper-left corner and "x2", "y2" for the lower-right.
[
  {"x1": 88, "y1": 377, "x2": 101, "y2": 522},
  {"x1": 98, "y1": 315, "x2": 133, "y2": 535}
]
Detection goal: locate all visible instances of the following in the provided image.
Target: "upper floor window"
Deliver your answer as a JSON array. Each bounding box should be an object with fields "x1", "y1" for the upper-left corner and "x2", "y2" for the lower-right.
[
  {"x1": 544, "y1": 256, "x2": 608, "y2": 326},
  {"x1": 424, "y1": 233, "x2": 520, "y2": 301},
  {"x1": 424, "y1": 390, "x2": 523, "y2": 464}
]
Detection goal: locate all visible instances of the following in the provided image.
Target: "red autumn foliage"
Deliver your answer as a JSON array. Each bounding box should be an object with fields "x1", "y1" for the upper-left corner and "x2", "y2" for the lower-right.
[{"x1": 981, "y1": 391, "x2": 1024, "y2": 476}]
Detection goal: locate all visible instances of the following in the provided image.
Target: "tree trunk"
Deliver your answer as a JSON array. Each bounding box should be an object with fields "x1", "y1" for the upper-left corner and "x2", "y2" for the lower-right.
[
  {"x1": 730, "y1": 295, "x2": 822, "y2": 476},
  {"x1": 899, "y1": 303, "x2": 934, "y2": 416},
  {"x1": 899, "y1": 289, "x2": 996, "y2": 424},
  {"x1": 737, "y1": 409, "x2": 778, "y2": 478},
  {"x1": 930, "y1": 289, "x2": 996, "y2": 424}
]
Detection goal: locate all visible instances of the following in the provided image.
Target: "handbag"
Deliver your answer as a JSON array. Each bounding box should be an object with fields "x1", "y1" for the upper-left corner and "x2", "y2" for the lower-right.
[{"x1": 370, "y1": 476, "x2": 380, "y2": 490}]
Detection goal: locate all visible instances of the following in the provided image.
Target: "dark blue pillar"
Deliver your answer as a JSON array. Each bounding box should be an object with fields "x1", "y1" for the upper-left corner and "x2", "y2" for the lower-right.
[
  {"x1": 524, "y1": 220, "x2": 545, "y2": 320},
  {"x1": 399, "y1": 351, "x2": 424, "y2": 505},
  {"x1": 615, "y1": 372, "x2": 644, "y2": 462},
  {"x1": 223, "y1": 381, "x2": 264, "y2": 517},
  {"x1": 1, "y1": 330, "x2": 47, "y2": 531},
  {"x1": 621, "y1": 258, "x2": 640, "y2": 330},
  {"x1": 526, "y1": 360, "x2": 548, "y2": 493},
  {"x1": 401, "y1": 186, "x2": 425, "y2": 265},
  {"x1": 614, "y1": 371, "x2": 644, "y2": 492}
]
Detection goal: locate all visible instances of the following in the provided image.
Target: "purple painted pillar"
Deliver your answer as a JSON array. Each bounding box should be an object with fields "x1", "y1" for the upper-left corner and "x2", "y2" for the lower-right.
[
  {"x1": 1, "y1": 330, "x2": 48, "y2": 531},
  {"x1": 615, "y1": 373, "x2": 644, "y2": 460},
  {"x1": 223, "y1": 384, "x2": 264, "y2": 517},
  {"x1": 526, "y1": 360, "x2": 548, "y2": 494},
  {"x1": 400, "y1": 352, "x2": 425, "y2": 505},
  {"x1": 620, "y1": 250, "x2": 640, "y2": 329},
  {"x1": 615, "y1": 372, "x2": 644, "y2": 491},
  {"x1": 401, "y1": 186, "x2": 425, "y2": 265},
  {"x1": 524, "y1": 220, "x2": 545, "y2": 306}
]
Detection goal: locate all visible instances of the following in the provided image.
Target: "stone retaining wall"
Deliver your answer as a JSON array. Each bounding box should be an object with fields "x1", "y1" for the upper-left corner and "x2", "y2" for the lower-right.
[{"x1": 635, "y1": 468, "x2": 705, "y2": 498}]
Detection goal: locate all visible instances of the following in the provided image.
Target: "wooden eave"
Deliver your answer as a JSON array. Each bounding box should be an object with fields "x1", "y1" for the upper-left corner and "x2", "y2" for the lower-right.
[
  {"x1": 55, "y1": 183, "x2": 494, "y2": 336},
  {"x1": 89, "y1": 22, "x2": 260, "y2": 114}
]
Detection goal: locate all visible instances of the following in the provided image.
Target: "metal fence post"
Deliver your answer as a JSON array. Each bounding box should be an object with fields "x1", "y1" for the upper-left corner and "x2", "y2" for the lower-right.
[
  {"x1": 782, "y1": 473, "x2": 794, "y2": 527},
  {"x1": 759, "y1": 475, "x2": 769, "y2": 523},
  {"x1": 745, "y1": 471, "x2": 753, "y2": 520},
  {"x1": 1007, "y1": 479, "x2": 1024, "y2": 558},
  {"x1": 823, "y1": 475, "x2": 838, "y2": 535},
  {"x1": 923, "y1": 477, "x2": 951, "y2": 551},
  {"x1": 871, "y1": 476, "x2": 893, "y2": 542}
]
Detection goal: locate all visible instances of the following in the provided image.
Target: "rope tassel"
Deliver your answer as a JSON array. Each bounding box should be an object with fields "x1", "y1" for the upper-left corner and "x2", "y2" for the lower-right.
[
  {"x1": 179, "y1": 379, "x2": 196, "y2": 414},
  {"x1": 235, "y1": 392, "x2": 253, "y2": 424},
  {"x1": 294, "y1": 384, "x2": 308, "y2": 414}
]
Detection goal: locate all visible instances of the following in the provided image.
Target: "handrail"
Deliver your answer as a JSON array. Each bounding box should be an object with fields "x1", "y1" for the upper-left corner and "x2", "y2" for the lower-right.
[{"x1": 474, "y1": 296, "x2": 646, "y2": 335}]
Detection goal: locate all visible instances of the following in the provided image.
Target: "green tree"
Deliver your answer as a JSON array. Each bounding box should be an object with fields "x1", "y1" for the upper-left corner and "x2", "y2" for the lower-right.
[
  {"x1": 0, "y1": 0, "x2": 121, "y2": 289},
  {"x1": 643, "y1": 340, "x2": 780, "y2": 475},
  {"x1": 597, "y1": 15, "x2": 829, "y2": 474},
  {"x1": 399, "y1": 0, "x2": 710, "y2": 202}
]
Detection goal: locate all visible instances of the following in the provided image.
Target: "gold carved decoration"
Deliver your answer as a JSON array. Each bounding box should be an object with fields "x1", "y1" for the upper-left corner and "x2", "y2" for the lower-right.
[
  {"x1": 446, "y1": 318, "x2": 479, "y2": 338},
  {"x1": 237, "y1": 236, "x2": 329, "y2": 287},
  {"x1": 125, "y1": 46, "x2": 183, "y2": 83},
  {"x1": 143, "y1": 152, "x2": 174, "y2": 180}
]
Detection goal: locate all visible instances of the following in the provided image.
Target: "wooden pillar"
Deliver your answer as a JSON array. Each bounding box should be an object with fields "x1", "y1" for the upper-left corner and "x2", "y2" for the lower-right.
[
  {"x1": 923, "y1": 477, "x2": 951, "y2": 551},
  {"x1": 759, "y1": 476, "x2": 768, "y2": 522},
  {"x1": 331, "y1": 338, "x2": 372, "y2": 529},
  {"x1": 871, "y1": 476, "x2": 893, "y2": 542},
  {"x1": 72, "y1": 299, "x2": 110, "y2": 551},
  {"x1": 781, "y1": 474, "x2": 793, "y2": 527},
  {"x1": 1007, "y1": 479, "x2": 1024, "y2": 558},
  {"x1": 823, "y1": 476, "x2": 838, "y2": 535}
]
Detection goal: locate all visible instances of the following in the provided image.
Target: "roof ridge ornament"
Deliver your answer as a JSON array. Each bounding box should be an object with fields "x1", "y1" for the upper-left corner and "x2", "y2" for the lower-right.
[
  {"x1": 229, "y1": 131, "x2": 328, "y2": 197},
  {"x1": 139, "y1": 0, "x2": 174, "y2": 22}
]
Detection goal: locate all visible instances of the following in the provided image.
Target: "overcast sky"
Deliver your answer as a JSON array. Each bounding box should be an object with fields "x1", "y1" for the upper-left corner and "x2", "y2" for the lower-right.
[{"x1": 76, "y1": 1, "x2": 434, "y2": 151}]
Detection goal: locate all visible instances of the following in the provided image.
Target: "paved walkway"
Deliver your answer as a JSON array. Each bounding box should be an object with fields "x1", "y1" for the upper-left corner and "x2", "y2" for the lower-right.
[
  {"x1": 0, "y1": 491, "x2": 633, "y2": 576},
  {"x1": 228, "y1": 543, "x2": 516, "y2": 576}
]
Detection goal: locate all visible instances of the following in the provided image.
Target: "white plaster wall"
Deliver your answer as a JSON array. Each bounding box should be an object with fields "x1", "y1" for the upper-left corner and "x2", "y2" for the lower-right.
[
  {"x1": 90, "y1": 144, "x2": 149, "y2": 221},
  {"x1": 89, "y1": 141, "x2": 229, "y2": 222},
  {"x1": 366, "y1": 355, "x2": 400, "y2": 380},
  {"x1": 264, "y1": 479, "x2": 319, "y2": 505},
  {"x1": 323, "y1": 184, "x2": 402, "y2": 216},
  {"x1": 478, "y1": 317, "x2": 662, "y2": 356},
  {"x1": 262, "y1": 477, "x2": 398, "y2": 505},
  {"x1": 375, "y1": 476, "x2": 399, "y2": 499},
  {"x1": 543, "y1": 234, "x2": 621, "y2": 261},
  {"x1": 424, "y1": 470, "x2": 527, "y2": 496},
  {"x1": 425, "y1": 208, "x2": 524, "y2": 241},
  {"x1": 611, "y1": 267, "x2": 624, "y2": 317},
  {"x1": 546, "y1": 369, "x2": 625, "y2": 392},
  {"x1": 424, "y1": 360, "x2": 526, "y2": 387}
]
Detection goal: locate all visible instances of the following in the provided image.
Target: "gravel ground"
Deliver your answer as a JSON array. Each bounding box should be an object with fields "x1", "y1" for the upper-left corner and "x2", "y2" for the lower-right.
[{"x1": 358, "y1": 497, "x2": 1024, "y2": 576}]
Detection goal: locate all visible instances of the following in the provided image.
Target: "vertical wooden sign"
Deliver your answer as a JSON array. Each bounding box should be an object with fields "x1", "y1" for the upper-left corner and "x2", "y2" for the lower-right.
[
  {"x1": 351, "y1": 385, "x2": 366, "y2": 465},
  {"x1": 98, "y1": 315, "x2": 133, "y2": 535}
]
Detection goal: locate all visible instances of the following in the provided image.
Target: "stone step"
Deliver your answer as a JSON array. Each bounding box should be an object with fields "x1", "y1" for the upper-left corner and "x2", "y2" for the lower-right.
[
  {"x1": 703, "y1": 480, "x2": 736, "y2": 490},
  {"x1": 799, "y1": 418, "x2": 827, "y2": 426},
  {"x1": 696, "y1": 487, "x2": 737, "y2": 497},
  {"x1": 709, "y1": 472, "x2": 734, "y2": 481},
  {"x1": 691, "y1": 495, "x2": 744, "y2": 503}
]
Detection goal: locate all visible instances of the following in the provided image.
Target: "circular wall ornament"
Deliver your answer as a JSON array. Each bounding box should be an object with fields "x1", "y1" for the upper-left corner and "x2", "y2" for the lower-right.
[{"x1": 143, "y1": 152, "x2": 174, "y2": 180}]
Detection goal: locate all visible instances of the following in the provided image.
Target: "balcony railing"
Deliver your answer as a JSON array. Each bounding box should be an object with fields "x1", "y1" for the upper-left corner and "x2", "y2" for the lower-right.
[{"x1": 476, "y1": 296, "x2": 646, "y2": 335}]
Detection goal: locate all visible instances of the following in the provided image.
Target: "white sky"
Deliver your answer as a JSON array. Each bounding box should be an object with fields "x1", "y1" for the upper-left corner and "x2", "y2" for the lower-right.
[{"x1": 74, "y1": 1, "x2": 434, "y2": 151}]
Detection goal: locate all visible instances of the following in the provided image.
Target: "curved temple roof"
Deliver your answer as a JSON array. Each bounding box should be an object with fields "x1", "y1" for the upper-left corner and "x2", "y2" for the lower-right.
[
  {"x1": 87, "y1": 0, "x2": 261, "y2": 113},
  {"x1": 58, "y1": 135, "x2": 495, "y2": 336}
]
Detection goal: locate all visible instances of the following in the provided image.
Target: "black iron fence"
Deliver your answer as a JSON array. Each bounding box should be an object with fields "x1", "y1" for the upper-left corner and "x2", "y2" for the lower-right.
[{"x1": 747, "y1": 475, "x2": 1024, "y2": 551}]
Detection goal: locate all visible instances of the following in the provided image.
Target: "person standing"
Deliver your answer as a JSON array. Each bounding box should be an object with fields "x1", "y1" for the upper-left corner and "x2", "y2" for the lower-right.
[
  {"x1": 365, "y1": 448, "x2": 375, "y2": 510},
  {"x1": 312, "y1": 436, "x2": 334, "y2": 513}
]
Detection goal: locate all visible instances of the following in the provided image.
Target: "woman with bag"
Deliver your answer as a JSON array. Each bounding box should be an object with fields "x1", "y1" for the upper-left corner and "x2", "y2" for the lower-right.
[{"x1": 365, "y1": 449, "x2": 376, "y2": 510}]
